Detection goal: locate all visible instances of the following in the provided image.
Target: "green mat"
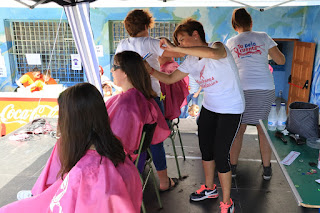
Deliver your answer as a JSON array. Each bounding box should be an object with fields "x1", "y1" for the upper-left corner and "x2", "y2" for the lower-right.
[{"x1": 261, "y1": 120, "x2": 320, "y2": 208}]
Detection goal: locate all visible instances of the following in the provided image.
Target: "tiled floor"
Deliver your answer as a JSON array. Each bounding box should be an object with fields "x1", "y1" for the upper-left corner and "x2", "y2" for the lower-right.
[{"x1": 0, "y1": 119, "x2": 319, "y2": 213}]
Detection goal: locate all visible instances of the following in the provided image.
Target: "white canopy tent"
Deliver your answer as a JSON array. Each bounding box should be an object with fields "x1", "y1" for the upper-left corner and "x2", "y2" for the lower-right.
[
  {"x1": 4, "y1": 0, "x2": 320, "y2": 93},
  {"x1": 5, "y1": 0, "x2": 320, "y2": 9}
]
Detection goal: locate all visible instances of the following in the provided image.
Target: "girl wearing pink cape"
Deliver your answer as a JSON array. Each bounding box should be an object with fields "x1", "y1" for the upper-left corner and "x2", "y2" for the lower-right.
[
  {"x1": 107, "y1": 50, "x2": 175, "y2": 191},
  {"x1": 1, "y1": 83, "x2": 142, "y2": 213},
  {"x1": 158, "y1": 55, "x2": 189, "y2": 120},
  {"x1": 105, "y1": 52, "x2": 171, "y2": 159}
]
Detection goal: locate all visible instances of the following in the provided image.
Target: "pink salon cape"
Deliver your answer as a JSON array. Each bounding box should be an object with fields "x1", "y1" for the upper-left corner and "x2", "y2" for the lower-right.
[
  {"x1": 0, "y1": 149, "x2": 142, "y2": 213},
  {"x1": 159, "y1": 61, "x2": 189, "y2": 120},
  {"x1": 105, "y1": 88, "x2": 170, "y2": 157}
]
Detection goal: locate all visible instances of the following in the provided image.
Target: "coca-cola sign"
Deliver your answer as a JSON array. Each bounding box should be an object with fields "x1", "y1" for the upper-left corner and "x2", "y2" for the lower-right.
[{"x1": 0, "y1": 98, "x2": 58, "y2": 134}]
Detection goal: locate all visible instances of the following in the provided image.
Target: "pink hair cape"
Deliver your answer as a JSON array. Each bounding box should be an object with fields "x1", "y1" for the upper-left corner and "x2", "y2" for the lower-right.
[
  {"x1": 105, "y1": 88, "x2": 170, "y2": 158},
  {"x1": 0, "y1": 149, "x2": 142, "y2": 213},
  {"x1": 159, "y1": 61, "x2": 189, "y2": 120}
]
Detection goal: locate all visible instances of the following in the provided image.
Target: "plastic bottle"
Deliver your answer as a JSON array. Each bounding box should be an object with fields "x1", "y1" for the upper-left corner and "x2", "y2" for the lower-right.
[
  {"x1": 277, "y1": 103, "x2": 287, "y2": 131},
  {"x1": 268, "y1": 103, "x2": 277, "y2": 131}
]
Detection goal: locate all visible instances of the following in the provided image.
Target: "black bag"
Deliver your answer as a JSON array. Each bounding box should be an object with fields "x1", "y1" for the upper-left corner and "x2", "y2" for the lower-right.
[{"x1": 287, "y1": 102, "x2": 319, "y2": 139}]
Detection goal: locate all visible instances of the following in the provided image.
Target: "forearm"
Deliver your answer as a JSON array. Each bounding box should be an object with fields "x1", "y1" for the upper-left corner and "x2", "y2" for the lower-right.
[
  {"x1": 162, "y1": 50, "x2": 185, "y2": 58},
  {"x1": 151, "y1": 69, "x2": 176, "y2": 85},
  {"x1": 151, "y1": 68, "x2": 188, "y2": 85},
  {"x1": 268, "y1": 46, "x2": 286, "y2": 65},
  {"x1": 172, "y1": 43, "x2": 226, "y2": 60},
  {"x1": 194, "y1": 86, "x2": 202, "y2": 96}
]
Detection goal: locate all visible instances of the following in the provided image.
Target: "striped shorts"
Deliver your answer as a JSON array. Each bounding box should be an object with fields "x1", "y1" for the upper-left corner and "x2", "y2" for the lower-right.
[{"x1": 241, "y1": 89, "x2": 275, "y2": 125}]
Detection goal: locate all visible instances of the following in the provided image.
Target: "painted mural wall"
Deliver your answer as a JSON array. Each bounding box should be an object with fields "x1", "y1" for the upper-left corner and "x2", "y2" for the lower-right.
[{"x1": 0, "y1": 6, "x2": 319, "y2": 105}]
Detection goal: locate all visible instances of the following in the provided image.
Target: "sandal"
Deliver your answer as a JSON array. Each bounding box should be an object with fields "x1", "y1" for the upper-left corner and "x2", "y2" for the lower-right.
[{"x1": 159, "y1": 177, "x2": 179, "y2": 192}]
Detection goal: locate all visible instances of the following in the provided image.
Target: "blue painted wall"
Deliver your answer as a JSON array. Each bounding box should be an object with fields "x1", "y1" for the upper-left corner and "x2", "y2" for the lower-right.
[{"x1": 0, "y1": 6, "x2": 319, "y2": 106}]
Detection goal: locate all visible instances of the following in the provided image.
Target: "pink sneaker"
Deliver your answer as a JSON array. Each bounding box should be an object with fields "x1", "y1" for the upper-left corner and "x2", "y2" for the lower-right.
[
  {"x1": 220, "y1": 198, "x2": 235, "y2": 213},
  {"x1": 189, "y1": 184, "x2": 218, "y2": 201}
]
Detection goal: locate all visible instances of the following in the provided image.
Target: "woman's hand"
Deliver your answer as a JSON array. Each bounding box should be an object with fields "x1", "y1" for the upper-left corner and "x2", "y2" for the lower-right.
[
  {"x1": 159, "y1": 38, "x2": 176, "y2": 52},
  {"x1": 144, "y1": 61, "x2": 153, "y2": 74}
]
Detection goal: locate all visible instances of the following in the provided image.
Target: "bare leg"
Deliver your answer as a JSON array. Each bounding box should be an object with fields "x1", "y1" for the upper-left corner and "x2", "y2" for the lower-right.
[
  {"x1": 158, "y1": 169, "x2": 175, "y2": 190},
  {"x1": 202, "y1": 160, "x2": 215, "y2": 189},
  {"x1": 257, "y1": 124, "x2": 271, "y2": 167},
  {"x1": 230, "y1": 124, "x2": 247, "y2": 165},
  {"x1": 218, "y1": 171, "x2": 232, "y2": 204}
]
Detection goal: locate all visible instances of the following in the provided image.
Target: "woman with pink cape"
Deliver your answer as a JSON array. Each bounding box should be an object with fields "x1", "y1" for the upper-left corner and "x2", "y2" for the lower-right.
[{"x1": 0, "y1": 83, "x2": 142, "y2": 213}]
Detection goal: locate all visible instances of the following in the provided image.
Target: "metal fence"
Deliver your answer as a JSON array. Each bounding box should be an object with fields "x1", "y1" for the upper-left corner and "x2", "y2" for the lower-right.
[{"x1": 7, "y1": 20, "x2": 84, "y2": 86}]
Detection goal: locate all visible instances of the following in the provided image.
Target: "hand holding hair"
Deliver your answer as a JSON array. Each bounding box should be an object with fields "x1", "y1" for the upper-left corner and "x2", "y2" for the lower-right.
[
  {"x1": 144, "y1": 61, "x2": 154, "y2": 74},
  {"x1": 159, "y1": 38, "x2": 175, "y2": 51}
]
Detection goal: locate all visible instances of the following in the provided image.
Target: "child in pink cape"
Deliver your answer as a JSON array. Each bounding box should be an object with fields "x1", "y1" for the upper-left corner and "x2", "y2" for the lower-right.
[
  {"x1": 158, "y1": 55, "x2": 189, "y2": 120},
  {"x1": 1, "y1": 83, "x2": 142, "y2": 213}
]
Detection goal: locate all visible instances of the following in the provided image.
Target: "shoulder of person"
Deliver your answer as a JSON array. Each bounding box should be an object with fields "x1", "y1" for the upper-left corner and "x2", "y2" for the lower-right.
[{"x1": 210, "y1": 41, "x2": 224, "y2": 48}]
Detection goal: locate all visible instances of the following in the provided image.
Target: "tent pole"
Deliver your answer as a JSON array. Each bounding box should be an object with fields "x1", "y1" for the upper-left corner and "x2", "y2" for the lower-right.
[
  {"x1": 263, "y1": 0, "x2": 296, "y2": 11},
  {"x1": 30, "y1": 0, "x2": 48, "y2": 9},
  {"x1": 13, "y1": 0, "x2": 48, "y2": 9},
  {"x1": 229, "y1": 0, "x2": 296, "y2": 12}
]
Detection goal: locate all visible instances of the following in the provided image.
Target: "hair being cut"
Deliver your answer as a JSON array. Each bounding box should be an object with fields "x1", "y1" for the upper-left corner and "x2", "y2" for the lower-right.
[
  {"x1": 231, "y1": 8, "x2": 252, "y2": 30},
  {"x1": 124, "y1": 9, "x2": 155, "y2": 37},
  {"x1": 173, "y1": 18, "x2": 206, "y2": 46},
  {"x1": 114, "y1": 51, "x2": 156, "y2": 99},
  {"x1": 57, "y1": 83, "x2": 125, "y2": 179}
]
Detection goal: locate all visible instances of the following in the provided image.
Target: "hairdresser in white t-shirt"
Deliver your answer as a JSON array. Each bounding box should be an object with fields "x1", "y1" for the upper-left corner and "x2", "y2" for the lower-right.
[
  {"x1": 115, "y1": 9, "x2": 184, "y2": 192},
  {"x1": 226, "y1": 8, "x2": 285, "y2": 181},
  {"x1": 147, "y1": 18, "x2": 244, "y2": 212}
]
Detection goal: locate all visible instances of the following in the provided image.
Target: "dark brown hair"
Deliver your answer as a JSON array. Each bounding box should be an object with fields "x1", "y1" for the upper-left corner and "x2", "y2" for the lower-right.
[
  {"x1": 57, "y1": 83, "x2": 125, "y2": 179},
  {"x1": 173, "y1": 18, "x2": 206, "y2": 46},
  {"x1": 114, "y1": 51, "x2": 156, "y2": 99},
  {"x1": 124, "y1": 9, "x2": 155, "y2": 37},
  {"x1": 231, "y1": 8, "x2": 252, "y2": 30},
  {"x1": 32, "y1": 67, "x2": 40, "y2": 72}
]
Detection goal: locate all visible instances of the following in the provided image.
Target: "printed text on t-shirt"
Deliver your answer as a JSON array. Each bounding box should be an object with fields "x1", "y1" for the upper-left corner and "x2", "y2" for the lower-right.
[
  {"x1": 196, "y1": 65, "x2": 219, "y2": 88},
  {"x1": 232, "y1": 42, "x2": 265, "y2": 58}
]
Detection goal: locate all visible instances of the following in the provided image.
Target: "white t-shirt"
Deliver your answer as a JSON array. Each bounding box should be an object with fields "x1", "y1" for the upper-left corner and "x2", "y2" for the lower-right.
[
  {"x1": 115, "y1": 37, "x2": 164, "y2": 96},
  {"x1": 226, "y1": 31, "x2": 277, "y2": 90},
  {"x1": 178, "y1": 43, "x2": 245, "y2": 114}
]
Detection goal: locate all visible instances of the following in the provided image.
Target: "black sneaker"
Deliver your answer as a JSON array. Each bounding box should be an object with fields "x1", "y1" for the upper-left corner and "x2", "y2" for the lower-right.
[
  {"x1": 263, "y1": 165, "x2": 272, "y2": 180},
  {"x1": 231, "y1": 164, "x2": 237, "y2": 178},
  {"x1": 190, "y1": 184, "x2": 219, "y2": 201}
]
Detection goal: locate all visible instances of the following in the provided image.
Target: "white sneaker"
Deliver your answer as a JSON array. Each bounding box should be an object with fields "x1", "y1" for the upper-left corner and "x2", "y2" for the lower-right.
[{"x1": 17, "y1": 190, "x2": 33, "y2": 200}]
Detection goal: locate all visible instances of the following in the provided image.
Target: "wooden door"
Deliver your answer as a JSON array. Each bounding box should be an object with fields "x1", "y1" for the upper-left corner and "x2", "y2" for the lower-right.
[{"x1": 287, "y1": 41, "x2": 315, "y2": 107}]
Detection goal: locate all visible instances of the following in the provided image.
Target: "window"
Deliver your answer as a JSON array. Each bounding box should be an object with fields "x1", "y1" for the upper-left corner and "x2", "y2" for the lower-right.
[
  {"x1": 6, "y1": 20, "x2": 84, "y2": 86},
  {"x1": 110, "y1": 21, "x2": 185, "y2": 64}
]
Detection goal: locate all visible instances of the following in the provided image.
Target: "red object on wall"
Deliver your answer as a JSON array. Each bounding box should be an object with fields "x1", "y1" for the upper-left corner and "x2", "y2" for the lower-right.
[{"x1": 1, "y1": 122, "x2": 6, "y2": 136}]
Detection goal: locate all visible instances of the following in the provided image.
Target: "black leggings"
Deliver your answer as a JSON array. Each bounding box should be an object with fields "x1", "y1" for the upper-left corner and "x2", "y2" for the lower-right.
[{"x1": 198, "y1": 107, "x2": 242, "y2": 173}]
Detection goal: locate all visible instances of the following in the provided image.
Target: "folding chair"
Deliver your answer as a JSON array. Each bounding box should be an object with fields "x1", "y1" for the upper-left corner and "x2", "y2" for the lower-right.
[
  {"x1": 168, "y1": 118, "x2": 186, "y2": 179},
  {"x1": 134, "y1": 123, "x2": 162, "y2": 213}
]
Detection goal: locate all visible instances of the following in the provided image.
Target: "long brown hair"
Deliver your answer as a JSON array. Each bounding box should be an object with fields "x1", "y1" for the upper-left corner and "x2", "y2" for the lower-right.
[
  {"x1": 57, "y1": 83, "x2": 125, "y2": 179},
  {"x1": 114, "y1": 51, "x2": 156, "y2": 99},
  {"x1": 173, "y1": 18, "x2": 206, "y2": 46},
  {"x1": 231, "y1": 8, "x2": 252, "y2": 30}
]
